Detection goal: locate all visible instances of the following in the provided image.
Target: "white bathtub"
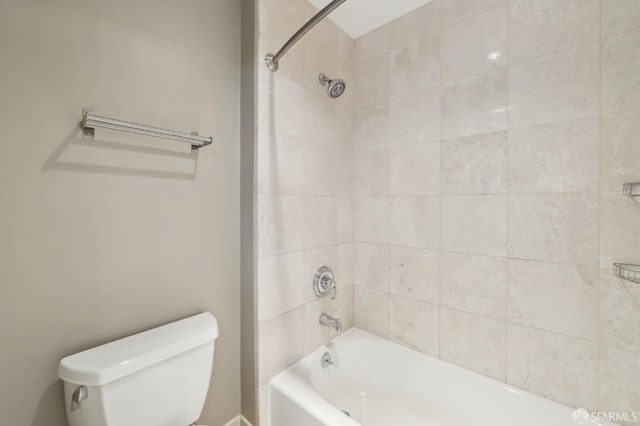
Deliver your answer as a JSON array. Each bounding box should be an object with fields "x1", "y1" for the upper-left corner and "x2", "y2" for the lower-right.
[{"x1": 270, "y1": 328, "x2": 616, "y2": 426}]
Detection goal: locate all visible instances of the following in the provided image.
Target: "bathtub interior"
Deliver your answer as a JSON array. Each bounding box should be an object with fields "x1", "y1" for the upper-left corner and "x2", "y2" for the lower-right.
[{"x1": 271, "y1": 328, "x2": 617, "y2": 426}]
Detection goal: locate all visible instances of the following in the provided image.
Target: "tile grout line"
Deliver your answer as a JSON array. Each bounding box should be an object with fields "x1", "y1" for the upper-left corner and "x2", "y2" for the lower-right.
[
  {"x1": 356, "y1": 112, "x2": 603, "y2": 164},
  {"x1": 596, "y1": 0, "x2": 603, "y2": 412},
  {"x1": 354, "y1": 110, "x2": 612, "y2": 160},
  {"x1": 440, "y1": 305, "x2": 601, "y2": 346},
  {"x1": 437, "y1": 0, "x2": 444, "y2": 362},
  {"x1": 438, "y1": 38, "x2": 598, "y2": 90},
  {"x1": 351, "y1": 241, "x2": 601, "y2": 269},
  {"x1": 440, "y1": 0, "x2": 507, "y2": 30},
  {"x1": 351, "y1": 115, "x2": 357, "y2": 331},
  {"x1": 600, "y1": 21, "x2": 640, "y2": 42},
  {"x1": 504, "y1": 0, "x2": 510, "y2": 385},
  {"x1": 351, "y1": 29, "x2": 358, "y2": 334},
  {"x1": 385, "y1": 18, "x2": 393, "y2": 340}
]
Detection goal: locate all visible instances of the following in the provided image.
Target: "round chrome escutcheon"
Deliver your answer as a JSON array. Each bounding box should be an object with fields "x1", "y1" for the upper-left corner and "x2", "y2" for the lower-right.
[{"x1": 313, "y1": 266, "x2": 335, "y2": 298}]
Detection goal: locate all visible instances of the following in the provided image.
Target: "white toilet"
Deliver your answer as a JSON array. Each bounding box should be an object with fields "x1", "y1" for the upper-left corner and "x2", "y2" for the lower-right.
[{"x1": 58, "y1": 312, "x2": 218, "y2": 426}]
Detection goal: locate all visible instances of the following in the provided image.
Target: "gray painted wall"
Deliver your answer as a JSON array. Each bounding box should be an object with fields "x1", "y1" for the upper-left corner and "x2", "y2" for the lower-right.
[
  {"x1": 0, "y1": 1, "x2": 242, "y2": 425},
  {"x1": 241, "y1": 0, "x2": 258, "y2": 423}
]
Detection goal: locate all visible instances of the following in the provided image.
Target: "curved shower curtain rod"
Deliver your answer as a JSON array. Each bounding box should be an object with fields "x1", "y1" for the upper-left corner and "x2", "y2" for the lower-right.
[{"x1": 265, "y1": 0, "x2": 347, "y2": 72}]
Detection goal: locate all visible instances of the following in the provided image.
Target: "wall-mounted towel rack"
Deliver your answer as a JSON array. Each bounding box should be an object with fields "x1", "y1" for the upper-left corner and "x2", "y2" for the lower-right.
[
  {"x1": 81, "y1": 110, "x2": 213, "y2": 150},
  {"x1": 614, "y1": 263, "x2": 640, "y2": 284},
  {"x1": 623, "y1": 182, "x2": 640, "y2": 197}
]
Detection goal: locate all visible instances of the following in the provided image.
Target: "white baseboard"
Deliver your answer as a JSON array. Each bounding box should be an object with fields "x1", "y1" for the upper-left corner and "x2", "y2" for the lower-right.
[{"x1": 221, "y1": 414, "x2": 253, "y2": 426}]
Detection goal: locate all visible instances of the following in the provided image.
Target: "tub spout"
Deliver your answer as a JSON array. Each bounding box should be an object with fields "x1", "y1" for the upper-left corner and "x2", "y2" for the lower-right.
[{"x1": 319, "y1": 313, "x2": 342, "y2": 331}]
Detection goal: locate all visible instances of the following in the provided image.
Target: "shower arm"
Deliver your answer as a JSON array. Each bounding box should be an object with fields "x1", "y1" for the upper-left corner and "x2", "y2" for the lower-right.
[{"x1": 265, "y1": 0, "x2": 347, "y2": 72}]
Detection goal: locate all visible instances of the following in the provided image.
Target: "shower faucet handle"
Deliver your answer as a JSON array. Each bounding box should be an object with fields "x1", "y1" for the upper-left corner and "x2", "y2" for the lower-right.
[{"x1": 313, "y1": 266, "x2": 337, "y2": 299}]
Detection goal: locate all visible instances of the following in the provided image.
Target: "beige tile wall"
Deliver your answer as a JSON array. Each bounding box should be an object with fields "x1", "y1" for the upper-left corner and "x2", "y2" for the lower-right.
[
  {"x1": 255, "y1": 0, "x2": 639, "y2": 422},
  {"x1": 353, "y1": 0, "x2": 640, "y2": 420},
  {"x1": 255, "y1": 0, "x2": 355, "y2": 397}
]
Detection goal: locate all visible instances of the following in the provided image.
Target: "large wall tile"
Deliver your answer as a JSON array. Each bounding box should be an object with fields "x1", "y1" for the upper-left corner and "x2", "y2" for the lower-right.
[
  {"x1": 258, "y1": 252, "x2": 305, "y2": 321},
  {"x1": 390, "y1": 142, "x2": 440, "y2": 196},
  {"x1": 508, "y1": 0, "x2": 599, "y2": 63},
  {"x1": 441, "y1": 130, "x2": 507, "y2": 195},
  {"x1": 390, "y1": 36, "x2": 440, "y2": 97},
  {"x1": 336, "y1": 152, "x2": 354, "y2": 198},
  {"x1": 441, "y1": 252, "x2": 507, "y2": 320},
  {"x1": 600, "y1": 192, "x2": 640, "y2": 268},
  {"x1": 390, "y1": 295, "x2": 439, "y2": 356},
  {"x1": 602, "y1": 29, "x2": 640, "y2": 114},
  {"x1": 602, "y1": 0, "x2": 640, "y2": 38},
  {"x1": 336, "y1": 243, "x2": 355, "y2": 287},
  {"x1": 600, "y1": 270, "x2": 640, "y2": 352},
  {"x1": 389, "y1": 246, "x2": 440, "y2": 304},
  {"x1": 508, "y1": 117, "x2": 600, "y2": 193},
  {"x1": 389, "y1": 0, "x2": 441, "y2": 49},
  {"x1": 441, "y1": 195, "x2": 507, "y2": 256},
  {"x1": 354, "y1": 197, "x2": 389, "y2": 244},
  {"x1": 354, "y1": 52, "x2": 390, "y2": 107},
  {"x1": 507, "y1": 260, "x2": 599, "y2": 341},
  {"x1": 257, "y1": 193, "x2": 305, "y2": 257},
  {"x1": 508, "y1": 193, "x2": 599, "y2": 266},
  {"x1": 261, "y1": 73, "x2": 319, "y2": 141},
  {"x1": 390, "y1": 196, "x2": 441, "y2": 249},
  {"x1": 257, "y1": 132, "x2": 307, "y2": 195},
  {"x1": 354, "y1": 101, "x2": 390, "y2": 153},
  {"x1": 441, "y1": 5, "x2": 507, "y2": 83},
  {"x1": 304, "y1": 141, "x2": 348, "y2": 196},
  {"x1": 337, "y1": 198, "x2": 354, "y2": 243},
  {"x1": 258, "y1": 307, "x2": 305, "y2": 385},
  {"x1": 601, "y1": 111, "x2": 640, "y2": 192},
  {"x1": 389, "y1": 91, "x2": 441, "y2": 145},
  {"x1": 507, "y1": 324, "x2": 598, "y2": 410},
  {"x1": 354, "y1": 243, "x2": 389, "y2": 291},
  {"x1": 354, "y1": 149, "x2": 390, "y2": 197},
  {"x1": 441, "y1": 0, "x2": 505, "y2": 27},
  {"x1": 509, "y1": 42, "x2": 600, "y2": 128},
  {"x1": 440, "y1": 308, "x2": 507, "y2": 381},
  {"x1": 598, "y1": 345, "x2": 640, "y2": 423},
  {"x1": 441, "y1": 68, "x2": 507, "y2": 139},
  {"x1": 354, "y1": 287, "x2": 390, "y2": 338},
  {"x1": 304, "y1": 196, "x2": 338, "y2": 248}
]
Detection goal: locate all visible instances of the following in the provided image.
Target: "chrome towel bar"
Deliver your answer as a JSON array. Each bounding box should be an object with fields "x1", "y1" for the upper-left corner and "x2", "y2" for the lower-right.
[{"x1": 81, "y1": 110, "x2": 213, "y2": 150}]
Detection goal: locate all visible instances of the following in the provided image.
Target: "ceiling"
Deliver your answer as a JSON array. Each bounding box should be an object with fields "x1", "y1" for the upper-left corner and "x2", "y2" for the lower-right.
[{"x1": 307, "y1": 0, "x2": 433, "y2": 39}]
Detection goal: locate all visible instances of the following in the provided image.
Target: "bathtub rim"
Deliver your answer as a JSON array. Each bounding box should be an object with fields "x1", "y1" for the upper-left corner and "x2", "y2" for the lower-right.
[{"x1": 269, "y1": 327, "x2": 616, "y2": 426}]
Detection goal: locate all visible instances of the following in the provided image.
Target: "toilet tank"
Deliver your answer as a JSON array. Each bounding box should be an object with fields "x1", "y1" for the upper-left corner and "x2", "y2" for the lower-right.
[{"x1": 58, "y1": 312, "x2": 219, "y2": 426}]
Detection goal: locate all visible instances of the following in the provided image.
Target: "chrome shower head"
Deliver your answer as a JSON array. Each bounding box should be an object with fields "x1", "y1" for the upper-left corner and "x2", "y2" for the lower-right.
[{"x1": 319, "y1": 73, "x2": 346, "y2": 98}]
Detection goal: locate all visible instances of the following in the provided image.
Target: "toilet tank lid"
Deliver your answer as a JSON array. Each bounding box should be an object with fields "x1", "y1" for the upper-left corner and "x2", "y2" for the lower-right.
[{"x1": 58, "y1": 312, "x2": 218, "y2": 386}]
